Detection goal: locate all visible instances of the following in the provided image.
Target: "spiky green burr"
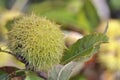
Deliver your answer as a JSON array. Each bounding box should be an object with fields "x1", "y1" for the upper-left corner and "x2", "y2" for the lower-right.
[{"x1": 8, "y1": 14, "x2": 65, "y2": 71}]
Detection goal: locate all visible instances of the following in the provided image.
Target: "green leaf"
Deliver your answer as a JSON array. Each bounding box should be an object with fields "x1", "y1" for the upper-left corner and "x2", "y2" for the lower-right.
[
  {"x1": 0, "y1": 69, "x2": 26, "y2": 80},
  {"x1": 70, "y1": 74, "x2": 86, "y2": 80},
  {"x1": 77, "y1": 0, "x2": 99, "y2": 32},
  {"x1": 0, "y1": 74, "x2": 8, "y2": 80},
  {"x1": 62, "y1": 33, "x2": 109, "y2": 64},
  {"x1": 57, "y1": 62, "x2": 77, "y2": 80},
  {"x1": 25, "y1": 71, "x2": 44, "y2": 80},
  {"x1": 48, "y1": 62, "x2": 80, "y2": 80},
  {"x1": 48, "y1": 65, "x2": 63, "y2": 80},
  {"x1": 0, "y1": 71, "x2": 8, "y2": 80}
]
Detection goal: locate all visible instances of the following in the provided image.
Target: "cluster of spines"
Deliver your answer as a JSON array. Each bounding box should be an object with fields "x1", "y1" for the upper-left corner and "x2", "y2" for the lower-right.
[{"x1": 8, "y1": 14, "x2": 65, "y2": 71}]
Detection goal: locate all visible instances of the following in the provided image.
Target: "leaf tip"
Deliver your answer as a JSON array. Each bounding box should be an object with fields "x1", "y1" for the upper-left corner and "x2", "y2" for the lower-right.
[{"x1": 103, "y1": 21, "x2": 109, "y2": 34}]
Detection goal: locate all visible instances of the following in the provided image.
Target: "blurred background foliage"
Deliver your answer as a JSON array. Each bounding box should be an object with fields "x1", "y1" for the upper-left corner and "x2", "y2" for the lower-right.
[{"x1": 0, "y1": 0, "x2": 120, "y2": 80}]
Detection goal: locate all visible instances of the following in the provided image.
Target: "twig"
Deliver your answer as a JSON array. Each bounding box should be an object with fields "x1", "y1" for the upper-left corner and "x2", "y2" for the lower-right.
[
  {"x1": 37, "y1": 71, "x2": 48, "y2": 80},
  {"x1": 0, "y1": 48, "x2": 48, "y2": 79}
]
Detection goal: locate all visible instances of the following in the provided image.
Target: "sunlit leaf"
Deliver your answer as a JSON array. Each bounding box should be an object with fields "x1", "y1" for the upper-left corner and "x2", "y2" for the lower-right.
[{"x1": 77, "y1": 0, "x2": 99, "y2": 32}]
